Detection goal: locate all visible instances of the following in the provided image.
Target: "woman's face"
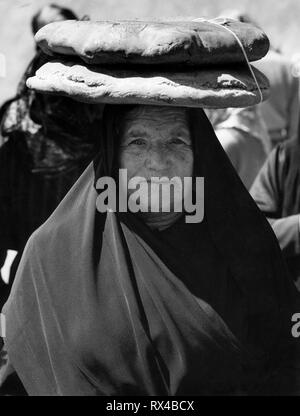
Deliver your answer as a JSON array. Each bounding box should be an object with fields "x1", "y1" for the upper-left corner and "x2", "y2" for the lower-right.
[
  {"x1": 118, "y1": 105, "x2": 194, "y2": 212},
  {"x1": 119, "y1": 105, "x2": 193, "y2": 179}
]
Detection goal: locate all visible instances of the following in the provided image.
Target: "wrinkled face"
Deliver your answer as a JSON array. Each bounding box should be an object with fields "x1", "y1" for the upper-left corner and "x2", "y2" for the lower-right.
[{"x1": 118, "y1": 105, "x2": 194, "y2": 212}]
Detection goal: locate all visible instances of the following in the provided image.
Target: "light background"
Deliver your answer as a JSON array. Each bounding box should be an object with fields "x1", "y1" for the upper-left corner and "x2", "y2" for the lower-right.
[{"x1": 0, "y1": 0, "x2": 300, "y2": 105}]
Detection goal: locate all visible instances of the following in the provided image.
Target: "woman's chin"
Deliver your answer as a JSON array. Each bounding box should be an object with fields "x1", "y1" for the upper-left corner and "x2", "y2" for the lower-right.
[{"x1": 129, "y1": 200, "x2": 181, "y2": 215}]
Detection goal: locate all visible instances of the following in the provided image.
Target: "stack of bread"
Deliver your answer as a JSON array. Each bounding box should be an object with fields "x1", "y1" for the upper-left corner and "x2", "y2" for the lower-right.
[{"x1": 26, "y1": 18, "x2": 270, "y2": 108}]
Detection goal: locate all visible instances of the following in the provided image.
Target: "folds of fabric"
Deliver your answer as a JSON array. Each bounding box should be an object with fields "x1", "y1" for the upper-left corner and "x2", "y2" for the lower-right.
[
  {"x1": 3, "y1": 107, "x2": 300, "y2": 395},
  {"x1": 0, "y1": 165, "x2": 248, "y2": 395}
]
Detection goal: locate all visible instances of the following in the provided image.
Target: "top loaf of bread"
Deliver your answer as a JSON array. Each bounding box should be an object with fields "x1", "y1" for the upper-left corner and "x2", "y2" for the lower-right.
[{"x1": 35, "y1": 18, "x2": 269, "y2": 66}]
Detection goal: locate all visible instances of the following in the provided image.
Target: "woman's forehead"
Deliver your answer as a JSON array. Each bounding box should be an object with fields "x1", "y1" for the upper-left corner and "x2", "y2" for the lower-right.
[{"x1": 122, "y1": 105, "x2": 189, "y2": 131}]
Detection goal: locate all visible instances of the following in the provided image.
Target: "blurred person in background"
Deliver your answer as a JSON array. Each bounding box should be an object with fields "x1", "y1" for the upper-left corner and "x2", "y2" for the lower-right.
[
  {"x1": 221, "y1": 10, "x2": 300, "y2": 150},
  {"x1": 206, "y1": 106, "x2": 271, "y2": 189},
  {"x1": 31, "y1": 3, "x2": 77, "y2": 35},
  {"x1": 255, "y1": 49, "x2": 300, "y2": 148},
  {"x1": 250, "y1": 123, "x2": 300, "y2": 291},
  {"x1": 0, "y1": 4, "x2": 101, "y2": 308}
]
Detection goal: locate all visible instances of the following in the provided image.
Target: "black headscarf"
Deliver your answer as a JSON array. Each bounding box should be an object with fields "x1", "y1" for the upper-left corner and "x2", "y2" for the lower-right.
[{"x1": 95, "y1": 104, "x2": 298, "y2": 348}]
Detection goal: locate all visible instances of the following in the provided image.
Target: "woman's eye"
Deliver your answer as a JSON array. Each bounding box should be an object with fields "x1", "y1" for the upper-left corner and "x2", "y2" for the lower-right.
[
  {"x1": 169, "y1": 138, "x2": 186, "y2": 145},
  {"x1": 128, "y1": 138, "x2": 146, "y2": 146}
]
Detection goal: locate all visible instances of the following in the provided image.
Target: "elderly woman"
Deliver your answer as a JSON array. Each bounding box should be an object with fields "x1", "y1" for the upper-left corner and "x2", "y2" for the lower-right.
[{"x1": 1, "y1": 104, "x2": 300, "y2": 396}]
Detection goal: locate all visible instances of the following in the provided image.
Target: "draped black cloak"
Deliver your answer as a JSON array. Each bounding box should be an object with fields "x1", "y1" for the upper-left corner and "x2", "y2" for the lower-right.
[{"x1": 2, "y1": 106, "x2": 300, "y2": 395}]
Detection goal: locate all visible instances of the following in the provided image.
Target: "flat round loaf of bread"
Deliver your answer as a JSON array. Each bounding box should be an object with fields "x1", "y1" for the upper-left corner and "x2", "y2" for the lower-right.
[
  {"x1": 35, "y1": 19, "x2": 269, "y2": 66},
  {"x1": 26, "y1": 61, "x2": 269, "y2": 109}
]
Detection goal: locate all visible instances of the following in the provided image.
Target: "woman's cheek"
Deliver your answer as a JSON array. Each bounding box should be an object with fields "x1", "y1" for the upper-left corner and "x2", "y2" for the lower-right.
[
  {"x1": 173, "y1": 151, "x2": 194, "y2": 177},
  {"x1": 119, "y1": 151, "x2": 145, "y2": 178}
]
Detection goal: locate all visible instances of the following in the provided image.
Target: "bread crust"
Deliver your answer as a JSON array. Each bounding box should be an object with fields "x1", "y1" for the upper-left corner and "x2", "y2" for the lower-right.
[
  {"x1": 35, "y1": 19, "x2": 269, "y2": 66},
  {"x1": 26, "y1": 61, "x2": 270, "y2": 108}
]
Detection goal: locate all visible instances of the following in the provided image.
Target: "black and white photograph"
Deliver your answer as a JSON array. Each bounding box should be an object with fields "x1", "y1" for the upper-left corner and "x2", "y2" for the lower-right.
[{"x1": 1, "y1": 0, "x2": 300, "y2": 401}]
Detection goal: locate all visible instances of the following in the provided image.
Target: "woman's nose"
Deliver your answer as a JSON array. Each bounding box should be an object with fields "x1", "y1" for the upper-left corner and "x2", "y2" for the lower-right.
[{"x1": 144, "y1": 146, "x2": 170, "y2": 172}]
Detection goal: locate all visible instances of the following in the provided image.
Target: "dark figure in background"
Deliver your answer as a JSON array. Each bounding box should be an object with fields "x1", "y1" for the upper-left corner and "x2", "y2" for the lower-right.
[
  {"x1": 31, "y1": 4, "x2": 77, "y2": 35},
  {"x1": 250, "y1": 128, "x2": 300, "y2": 291},
  {"x1": 0, "y1": 5, "x2": 102, "y2": 308}
]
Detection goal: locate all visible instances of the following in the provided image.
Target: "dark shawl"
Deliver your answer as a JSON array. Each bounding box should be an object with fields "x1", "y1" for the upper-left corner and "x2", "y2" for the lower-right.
[
  {"x1": 2, "y1": 106, "x2": 300, "y2": 396},
  {"x1": 0, "y1": 50, "x2": 103, "y2": 252}
]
